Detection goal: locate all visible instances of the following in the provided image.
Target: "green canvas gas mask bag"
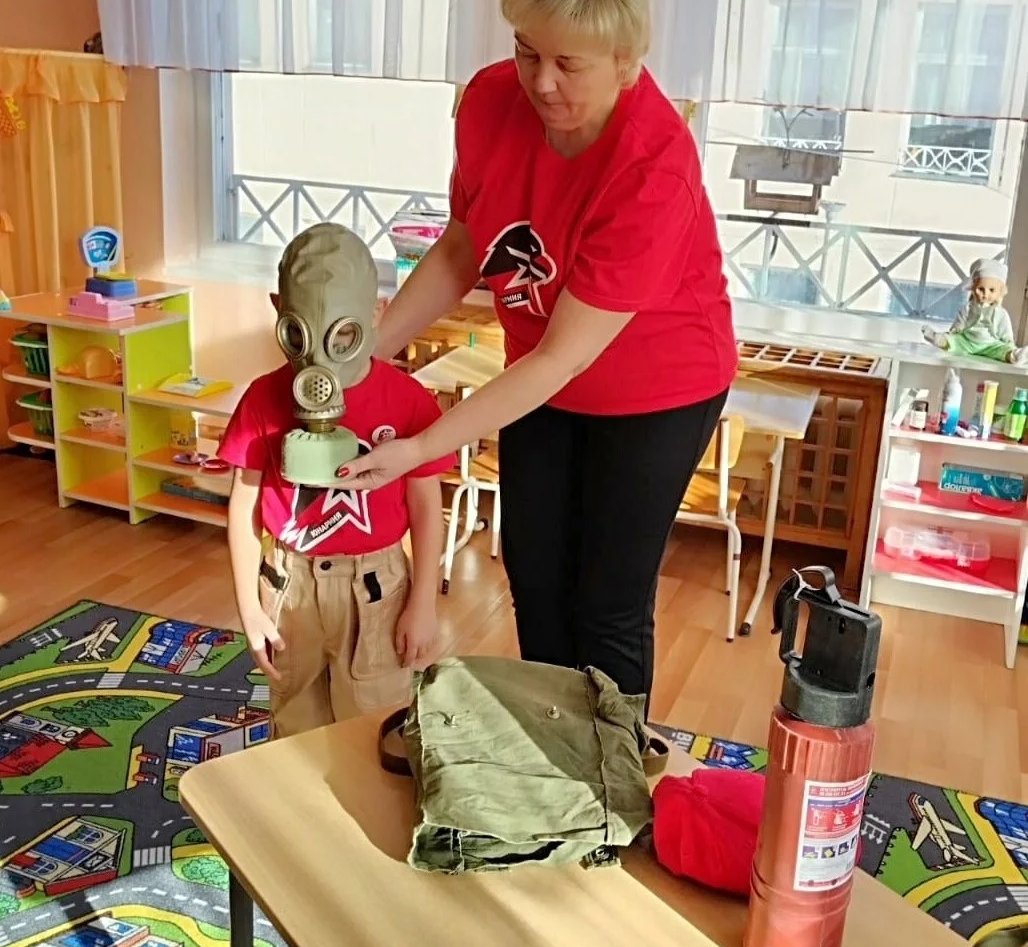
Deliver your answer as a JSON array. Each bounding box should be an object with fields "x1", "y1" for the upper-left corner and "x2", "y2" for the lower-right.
[{"x1": 378, "y1": 656, "x2": 668, "y2": 874}]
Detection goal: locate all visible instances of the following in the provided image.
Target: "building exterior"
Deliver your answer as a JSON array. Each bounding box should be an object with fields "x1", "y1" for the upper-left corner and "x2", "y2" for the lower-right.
[
  {"x1": 0, "y1": 712, "x2": 108, "y2": 778},
  {"x1": 36, "y1": 915, "x2": 180, "y2": 947},
  {"x1": 5, "y1": 818, "x2": 126, "y2": 896},
  {"x1": 137, "y1": 620, "x2": 230, "y2": 674},
  {"x1": 163, "y1": 706, "x2": 270, "y2": 793}
]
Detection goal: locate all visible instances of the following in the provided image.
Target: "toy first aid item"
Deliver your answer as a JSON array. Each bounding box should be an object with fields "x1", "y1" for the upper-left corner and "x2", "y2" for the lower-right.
[
  {"x1": 883, "y1": 525, "x2": 991, "y2": 575},
  {"x1": 938, "y1": 463, "x2": 1025, "y2": 501},
  {"x1": 971, "y1": 380, "x2": 999, "y2": 440}
]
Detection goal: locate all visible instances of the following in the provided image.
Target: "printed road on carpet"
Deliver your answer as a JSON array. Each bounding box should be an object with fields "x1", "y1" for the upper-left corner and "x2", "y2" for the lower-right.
[{"x1": 0, "y1": 602, "x2": 1025, "y2": 946}]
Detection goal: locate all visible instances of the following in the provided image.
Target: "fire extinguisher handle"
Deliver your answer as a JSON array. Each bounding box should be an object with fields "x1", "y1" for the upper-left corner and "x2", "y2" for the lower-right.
[{"x1": 771, "y1": 566, "x2": 842, "y2": 664}]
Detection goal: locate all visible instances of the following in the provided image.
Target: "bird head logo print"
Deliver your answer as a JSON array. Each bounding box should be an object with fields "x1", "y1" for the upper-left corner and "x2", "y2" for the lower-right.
[{"x1": 481, "y1": 222, "x2": 556, "y2": 318}]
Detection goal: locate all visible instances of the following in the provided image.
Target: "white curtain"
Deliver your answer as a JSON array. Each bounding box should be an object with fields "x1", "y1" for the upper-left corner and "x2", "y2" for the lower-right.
[{"x1": 98, "y1": 0, "x2": 1028, "y2": 119}]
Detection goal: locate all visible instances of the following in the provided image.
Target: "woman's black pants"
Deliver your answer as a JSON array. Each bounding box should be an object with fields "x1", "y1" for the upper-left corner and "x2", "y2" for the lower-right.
[{"x1": 497, "y1": 390, "x2": 727, "y2": 705}]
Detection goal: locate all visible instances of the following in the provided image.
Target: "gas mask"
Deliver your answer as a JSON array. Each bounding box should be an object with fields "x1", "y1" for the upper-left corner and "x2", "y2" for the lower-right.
[{"x1": 276, "y1": 223, "x2": 379, "y2": 487}]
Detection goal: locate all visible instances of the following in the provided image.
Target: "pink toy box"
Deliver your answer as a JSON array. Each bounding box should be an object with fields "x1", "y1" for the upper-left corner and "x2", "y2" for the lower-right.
[{"x1": 68, "y1": 291, "x2": 134, "y2": 322}]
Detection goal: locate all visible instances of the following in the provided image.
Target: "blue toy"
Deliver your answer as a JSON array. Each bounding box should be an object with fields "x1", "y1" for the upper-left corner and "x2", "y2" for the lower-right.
[
  {"x1": 79, "y1": 226, "x2": 138, "y2": 297},
  {"x1": 0, "y1": 289, "x2": 10, "y2": 311}
]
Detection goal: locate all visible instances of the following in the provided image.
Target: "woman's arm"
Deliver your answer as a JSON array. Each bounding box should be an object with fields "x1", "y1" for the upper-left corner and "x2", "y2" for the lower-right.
[
  {"x1": 336, "y1": 290, "x2": 634, "y2": 491},
  {"x1": 374, "y1": 219, "x2": 481, "y2": 360}
]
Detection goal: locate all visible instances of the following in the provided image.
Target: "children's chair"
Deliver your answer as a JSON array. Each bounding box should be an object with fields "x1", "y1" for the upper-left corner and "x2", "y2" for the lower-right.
[
  {"x1": 675, "y1": 414, "x2": 747, "y2": 641},
  {"x1": 440, "y1": 383, "x2": 501, "y2": 594}
]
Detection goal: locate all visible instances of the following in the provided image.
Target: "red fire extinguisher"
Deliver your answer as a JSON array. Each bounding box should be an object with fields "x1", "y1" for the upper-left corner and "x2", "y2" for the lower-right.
[{"x1": 744, "y1": 567, "x2": 881, "y2": 947}]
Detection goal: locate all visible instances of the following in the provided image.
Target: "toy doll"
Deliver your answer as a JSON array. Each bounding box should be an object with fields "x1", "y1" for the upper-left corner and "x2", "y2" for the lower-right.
[{"x1": 923, "y1": 259, "x2": 1028, "y2": 365}]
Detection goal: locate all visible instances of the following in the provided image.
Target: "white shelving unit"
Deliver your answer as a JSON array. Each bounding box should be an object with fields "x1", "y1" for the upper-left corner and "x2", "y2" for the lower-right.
[{"x1": 861, "y1": 350, "x2": 1028, "y2": 668}]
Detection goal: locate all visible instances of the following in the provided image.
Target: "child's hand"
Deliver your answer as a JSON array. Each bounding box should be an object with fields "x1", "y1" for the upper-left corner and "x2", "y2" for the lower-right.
[
  {"x1": 240, "y1": 607, "x2": 284, "y2": 682},
  {"x1": 395, "y1": 596, "x2": 438, "y2": 669}
]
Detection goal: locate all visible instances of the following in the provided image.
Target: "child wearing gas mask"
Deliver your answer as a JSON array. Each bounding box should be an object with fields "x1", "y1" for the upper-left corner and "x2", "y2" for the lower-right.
[{"x1": 217, "y1": 223, "x2": 454, "y2": 739}]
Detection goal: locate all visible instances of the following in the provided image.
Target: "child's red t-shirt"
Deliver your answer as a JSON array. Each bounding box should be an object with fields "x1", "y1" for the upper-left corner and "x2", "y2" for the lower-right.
[
  {"x1": 451, "y1": 60, "x2": 737, "y2": 416},
  {"x1": 218, "y1": 359, "x2": 453, "y2": 556}
]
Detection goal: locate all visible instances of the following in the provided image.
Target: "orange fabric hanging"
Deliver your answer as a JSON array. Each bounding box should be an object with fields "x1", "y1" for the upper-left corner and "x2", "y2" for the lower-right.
[{"x1": 0, "y1": 49, "x2": 127, "y2": 444}]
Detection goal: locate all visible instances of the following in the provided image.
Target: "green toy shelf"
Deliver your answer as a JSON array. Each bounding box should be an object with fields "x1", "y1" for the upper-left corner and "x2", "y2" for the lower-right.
[{"x1": 0, "y1": 280, "x2": 238, "y2": 528}]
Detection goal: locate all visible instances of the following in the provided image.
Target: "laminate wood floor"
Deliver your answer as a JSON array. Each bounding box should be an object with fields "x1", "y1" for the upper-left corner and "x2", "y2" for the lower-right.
[{"x1": 1, "y1": 452, "x2": 1024, "y2": 802}]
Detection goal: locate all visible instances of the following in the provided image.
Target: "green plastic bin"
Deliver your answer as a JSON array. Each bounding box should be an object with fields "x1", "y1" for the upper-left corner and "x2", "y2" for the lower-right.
[
  {"x1": 16, "y1": 390, "x2": 54, "y2": 437},
  {"x1": 11, "y1": 331, "x2": 50, "y2": 378}
]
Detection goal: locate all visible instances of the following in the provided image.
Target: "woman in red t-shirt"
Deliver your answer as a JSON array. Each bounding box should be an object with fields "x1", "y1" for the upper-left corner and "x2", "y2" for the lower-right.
[{"x1": 337, "y1": 0, "x2": 738, "y2": 703}]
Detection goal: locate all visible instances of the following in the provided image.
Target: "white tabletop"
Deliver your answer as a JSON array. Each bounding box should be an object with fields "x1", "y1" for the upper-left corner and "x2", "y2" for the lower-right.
[
  {"x1": 724, "y1": 374, "x2": 821, "y2": 440},
  {"x1": 412, "y1": 345, "x2": 505, "y2": 393},
  {"x1": 414, "y1": 346, "x2": 820, "y2": 441}
]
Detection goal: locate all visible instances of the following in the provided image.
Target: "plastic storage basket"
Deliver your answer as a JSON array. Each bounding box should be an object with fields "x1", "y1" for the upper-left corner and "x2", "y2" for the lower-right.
[
  {"x1": 11, "y1": 331, "x2": 50, "y2": 377},
  {"x1": 16, "y1": 390, "x2": 54, "y2": 438}
]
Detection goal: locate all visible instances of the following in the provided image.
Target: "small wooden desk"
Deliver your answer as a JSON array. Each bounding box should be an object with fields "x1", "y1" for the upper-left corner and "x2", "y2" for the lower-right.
[{"x1": 180, "y1": 715, "x2": 961, "y2": 947}]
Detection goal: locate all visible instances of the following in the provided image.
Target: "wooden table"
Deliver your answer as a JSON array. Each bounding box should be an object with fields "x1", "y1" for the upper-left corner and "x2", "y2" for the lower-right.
[
  {"x1": 413, "y1": 348, "x2": 820, "y2": 636},
  {"x1": 179, "y1": 715, "x2": 961, "y2": 947}
]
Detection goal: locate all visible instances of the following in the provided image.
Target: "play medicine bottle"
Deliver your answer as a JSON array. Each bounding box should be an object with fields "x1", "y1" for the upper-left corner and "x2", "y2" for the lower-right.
[{"x1": 1003, "y1": 388, "x2": 1028, "y2": 441}]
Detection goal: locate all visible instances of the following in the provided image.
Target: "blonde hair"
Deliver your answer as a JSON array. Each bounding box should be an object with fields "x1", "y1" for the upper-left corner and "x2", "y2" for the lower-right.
[{"x1": 500, "y1": 0, "x2": 651, "y2": 83}]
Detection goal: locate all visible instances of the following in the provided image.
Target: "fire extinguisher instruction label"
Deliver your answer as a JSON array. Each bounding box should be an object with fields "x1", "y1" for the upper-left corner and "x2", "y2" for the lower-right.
[{"x1": 794, "y1": 774, "x2": 870, "y2": 892}]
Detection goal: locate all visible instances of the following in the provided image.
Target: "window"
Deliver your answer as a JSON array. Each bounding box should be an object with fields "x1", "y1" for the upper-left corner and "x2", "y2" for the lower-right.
[
  {"x1": 764, "y1": 0, "x2": 859, "y2": 105},
  {"x1": 762, "y1": 107, "x2": 845, "y2": 151},
  {"x1": 900, "y1": 2, "x2": 1011, "y2": 180},
  {"x1": 310, "y1": 0, "x2": 373, "y2": 73},
  {"x1": 886, "y1": 279, "x2": 963, "y2": 321},
  {"x1": 743, "y1": 265, "x2": 819, "y2": 306},
  {"x1": 68, "y1": 825, "x2": 104, "y2": 845},
  {"x1": 220, "y1": 73, "x2": 454, "y2": 266}
]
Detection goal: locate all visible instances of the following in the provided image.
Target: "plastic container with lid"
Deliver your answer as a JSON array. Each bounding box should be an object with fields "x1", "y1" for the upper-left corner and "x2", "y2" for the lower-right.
[{"x1": 882, "y1": 525, "x2": 991, "y2": 576}]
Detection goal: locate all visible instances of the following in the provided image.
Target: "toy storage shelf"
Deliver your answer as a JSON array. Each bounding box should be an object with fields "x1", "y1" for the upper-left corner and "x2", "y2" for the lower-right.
[
  {"x1": 63, "y1": 469, "x2": 131, "y2": 512},
  {"x1": 888, "y1": 427, "x2": 1028, "y2": 456},
  {"x1": 0, "y1": 280, "x2": 235, "y2": 528},
  {"x1": 134, "y1": 447, "x2": 233, "y2": 480},
  {"x1": 136, "y1": 491, "x2": 228, "y2": 528},
  {"x1": 861, "y1": 354, "x2": 1028, "y2": 669},
  {"x1": 8, "y1": 420, "x2": 54, "y2": 450},
  {"x1": 54, "y1": 374, "x2": 122, "y2": 392},
  {"x1": 2, "y1": 366, "x2": 50, "y2": 389},
  {"x1": 872, "y1": 542, "x2": 1019, "y2": 598},
  {"x1": 880, "y1": 482, "x2": 1028, "y2": 527},
  {"x1": 60, "y1": 427, "x2": 127, "y2": 452}
]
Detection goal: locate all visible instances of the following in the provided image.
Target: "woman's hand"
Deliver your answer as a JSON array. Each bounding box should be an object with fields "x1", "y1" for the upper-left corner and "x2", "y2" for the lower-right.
[{"x1": 335, "y1": 437, "x2": 427, "y2": 492}]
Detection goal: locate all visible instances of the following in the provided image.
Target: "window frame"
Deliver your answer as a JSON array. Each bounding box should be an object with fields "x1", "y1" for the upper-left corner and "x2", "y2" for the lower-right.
[{"x1": 193, "y1": 72, "x2": 1028, "y2": 346}]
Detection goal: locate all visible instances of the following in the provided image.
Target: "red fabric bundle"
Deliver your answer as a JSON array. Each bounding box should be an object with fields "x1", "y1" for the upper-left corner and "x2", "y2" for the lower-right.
[{"x1": 652, "y1": 768, "x2": 767, "y2": 897}]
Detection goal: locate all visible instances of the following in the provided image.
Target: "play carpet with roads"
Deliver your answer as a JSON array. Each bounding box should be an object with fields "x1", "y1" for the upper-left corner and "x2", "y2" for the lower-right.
[{"x1": 0, "y1": 601, "x2": 1025, "y2": 946}]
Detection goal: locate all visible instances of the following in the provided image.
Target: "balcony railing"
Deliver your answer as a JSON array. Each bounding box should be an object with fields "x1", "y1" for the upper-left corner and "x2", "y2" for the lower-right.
[
  {"x1": 898, "y1": 144, "x2": 992, "y2": 179},
  {"x1": 761, "y1": 136, "x2": 843, "y2": 151},
  {"x1": 232, "y1": 174, "x2": 1007, "y2": 321}
]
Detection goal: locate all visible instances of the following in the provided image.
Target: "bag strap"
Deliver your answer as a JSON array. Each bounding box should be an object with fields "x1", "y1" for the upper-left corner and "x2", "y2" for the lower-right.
[
  {"x1": 379, "y1": 708, "x2": 670, "y2": 779},
  {"x1": 642, "y1": 736, "x2": 670, "y2": 777},
  {"x1": 379, "y1": 707, "x2": 412, "y2": 777}
]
